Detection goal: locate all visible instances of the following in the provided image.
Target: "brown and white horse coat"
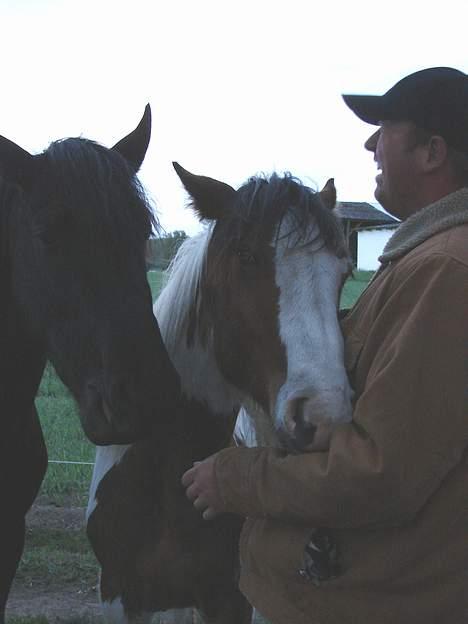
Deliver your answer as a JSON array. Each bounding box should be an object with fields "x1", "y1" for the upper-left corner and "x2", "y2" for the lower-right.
[{"x1": 87, "y1": 169, "x2": 352, "y2": 623}]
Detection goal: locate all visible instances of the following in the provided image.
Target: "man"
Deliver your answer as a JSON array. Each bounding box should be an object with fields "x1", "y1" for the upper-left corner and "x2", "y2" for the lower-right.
[{"x1": 182, "y1": 67, "x2": 468, "y2": 624}]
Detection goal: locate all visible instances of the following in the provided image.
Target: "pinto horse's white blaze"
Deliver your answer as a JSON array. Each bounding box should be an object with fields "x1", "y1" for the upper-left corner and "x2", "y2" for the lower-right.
[{"x1": 274, "y1": 217, "x2": 353, "y2": 447}]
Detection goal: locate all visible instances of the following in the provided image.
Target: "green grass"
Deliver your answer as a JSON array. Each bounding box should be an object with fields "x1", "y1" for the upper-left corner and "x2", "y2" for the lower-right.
[
  {"x1": 10, "y1": 620, "x2": 99, "y2": 624},
  {"x1": 17, "y1": 527, "x2": 97, "y2": 590},
  {"x1": 340, "y1": 270, "x2": 374, "y2": 309},
  {"x1": 147, "y1": 269, "x2": 166, "y2": 302},
  {"x1": 9, "y1": 618, "x2": 51, "y2": 624},
  {"x1": 36, "y1": 367, "x2": 94, "y2": 506},
  {"x1": 10, "y1": 616, "x2": 99, "y2": 624}
]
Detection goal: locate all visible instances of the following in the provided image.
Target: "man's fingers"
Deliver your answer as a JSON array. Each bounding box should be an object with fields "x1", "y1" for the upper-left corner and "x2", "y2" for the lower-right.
[
  {"x1": 180, "y1": 457, "x2": 221, "y2": 519},
  {"x1": 181, "y1": 466, "x2": 196, "y2": 487},
  {"x1": 193, "y1": 496, "x2": 207, "y2": 512},
  {"x1": 184, "y1": 482, "x2": 199, "y2": 502},
  {"x1": 202, "y1": 507, "x2": 219, "y2": 521}
]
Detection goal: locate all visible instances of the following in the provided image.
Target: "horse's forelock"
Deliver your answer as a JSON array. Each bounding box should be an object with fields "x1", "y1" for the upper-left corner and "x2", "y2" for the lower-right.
[{"x1": 217, "y1": 172, "x2": 347, "y2": 256}]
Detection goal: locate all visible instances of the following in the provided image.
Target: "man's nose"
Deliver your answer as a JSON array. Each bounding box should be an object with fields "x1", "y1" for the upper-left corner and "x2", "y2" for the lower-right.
[{"x1": 365, "y1": 128, "x2": 380, "y2": 152}]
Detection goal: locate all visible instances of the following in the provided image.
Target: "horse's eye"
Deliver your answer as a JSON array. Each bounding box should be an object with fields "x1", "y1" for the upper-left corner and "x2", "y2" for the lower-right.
[
  {"x1": 32, "y1": 208, "x2": 68, "y2": 250},
  {"x1": 236, "y1": 246, "x2": 256, "y2": 265},
  {"x1": 32, "y1": 225, "x2": 60, "y2": 250}
]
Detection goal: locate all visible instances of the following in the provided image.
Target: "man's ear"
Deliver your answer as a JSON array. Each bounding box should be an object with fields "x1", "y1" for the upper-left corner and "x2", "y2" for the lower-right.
[{"x1": 424, "y1": 135, "x2": 448, "y2": 172}]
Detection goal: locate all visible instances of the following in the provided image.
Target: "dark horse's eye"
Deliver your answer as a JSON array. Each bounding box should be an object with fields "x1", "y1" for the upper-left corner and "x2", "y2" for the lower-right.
[
  {"x1": 32, "y1": 207, "x2": 69, "y2": 250},
  {"x1": 236, "y1": 246, "x2": 256, "y2": 265},
  {"x1": 33, "y1": 226, "x2": 55, "y2": 248},
  {"x1": 33, "y1": 222, "x2": 64, "y2": 250}
]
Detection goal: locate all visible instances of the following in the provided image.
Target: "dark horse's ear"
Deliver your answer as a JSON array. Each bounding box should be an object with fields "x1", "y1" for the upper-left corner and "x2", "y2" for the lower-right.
[
  {"x1": 112, "y1": 104, "x2": 151, "y2": 171},
  {"x1": 172, "y1": 162, "x2": 236, "y2": 221},
  {"x1": 319, "y1": 178, "x2": 337, "y2": 210},
  {"x1": 0, "y1": 135, "x2": 35, "y2": 191}
]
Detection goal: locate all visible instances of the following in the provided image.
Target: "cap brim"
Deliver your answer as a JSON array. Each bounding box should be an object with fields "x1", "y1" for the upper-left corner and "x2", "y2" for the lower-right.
[{"x1": 342, "y1": 94, "x2": 386, "y2": 125}]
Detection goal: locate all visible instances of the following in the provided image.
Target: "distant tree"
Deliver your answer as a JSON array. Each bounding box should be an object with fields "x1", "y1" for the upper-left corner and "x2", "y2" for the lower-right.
[{"x1": 146, "y1": 230, "x2": 188, "y2": 270}]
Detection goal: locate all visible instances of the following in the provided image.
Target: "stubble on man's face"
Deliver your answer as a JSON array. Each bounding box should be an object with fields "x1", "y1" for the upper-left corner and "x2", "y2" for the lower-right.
[{"x1": 368, "y1": 121, "x2": 422, "y2": 220}]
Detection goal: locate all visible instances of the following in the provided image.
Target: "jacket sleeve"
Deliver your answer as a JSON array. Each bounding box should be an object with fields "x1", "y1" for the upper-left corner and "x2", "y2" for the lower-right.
[{"x1": 214, "y1": 254, "x2": 468, "y2": 529}]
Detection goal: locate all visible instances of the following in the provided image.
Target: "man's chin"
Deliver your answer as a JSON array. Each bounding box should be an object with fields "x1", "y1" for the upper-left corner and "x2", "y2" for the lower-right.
[{"x1": 374, "y1": 183, "x2": 386, "y2": 208}]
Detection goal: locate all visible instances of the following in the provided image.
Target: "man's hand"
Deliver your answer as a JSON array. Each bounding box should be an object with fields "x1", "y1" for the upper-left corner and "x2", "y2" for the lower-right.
[{"x1": 181, "y1": 454, "x2": 223, "y2": 520}]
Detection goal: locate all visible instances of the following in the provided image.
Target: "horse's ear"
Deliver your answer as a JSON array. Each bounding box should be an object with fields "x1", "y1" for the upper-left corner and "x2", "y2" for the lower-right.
[
  {"x1": 0, "y1": 135, "x2": 35, "y2": 191},
  {"x1": 112, "y1": 104, "x2": 151, "y2": 171},
  {"x1": 173, "y1": 162, "x2": 236, "y2": 221},
  {"x1": 319, "y1": 178, "x2": 337, "y2": 210}
]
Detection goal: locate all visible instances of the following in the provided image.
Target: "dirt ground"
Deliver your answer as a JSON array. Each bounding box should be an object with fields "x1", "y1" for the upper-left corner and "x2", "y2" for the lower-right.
[
  {"x1": 6, "y1": 504, "x2": 214, "y2": 623},
  {"x1": 7, "y1": 504, "x2": 265, "y2": 624},
  {"x1": 7, "y1": 586, "x2": 101, "y2": 622},
  {"x1": 7, "y1": 503, "x2": 102, "y2": 622}
]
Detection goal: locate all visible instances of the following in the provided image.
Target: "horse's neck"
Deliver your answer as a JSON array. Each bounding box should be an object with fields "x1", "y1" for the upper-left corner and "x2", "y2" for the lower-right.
[
  {"x1": 0, "y1": 301, "x2": 46, "y2": 430},
  {"x1": 164, "y1": 337, "x2": 282, "y2": 450},
  {"x1": 154, "y1": 262, "x2": 241, "y2": 419},
  {"x1": 0, "y1": 185, "x2": 46, "y2": 422},
  {"x1": 155, "y1": 300, "x2": 278, "y2": 446},
  {"x1": 157, "y1": 393, "x2": 237, "y2": 461},
  {"x1": 168, "y1": 337, "x2": 241, "y2": 417},
  {"x1": 153, "y1": 231, "x2": 244, "y2": 436},
  {"x1": 0, "y1": 182, "x2": 14, "y2": 294}
]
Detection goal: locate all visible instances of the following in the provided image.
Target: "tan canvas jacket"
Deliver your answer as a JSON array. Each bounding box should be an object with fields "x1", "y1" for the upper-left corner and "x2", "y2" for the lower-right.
[{"x1": 213, "y1": 190, "x2": 468, "y2": 624}]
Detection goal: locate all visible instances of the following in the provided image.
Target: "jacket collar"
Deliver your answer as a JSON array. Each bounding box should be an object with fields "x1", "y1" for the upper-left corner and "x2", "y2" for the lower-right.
[{"x1": 379, "y1": 187, "x2": 468, "y2": 265}]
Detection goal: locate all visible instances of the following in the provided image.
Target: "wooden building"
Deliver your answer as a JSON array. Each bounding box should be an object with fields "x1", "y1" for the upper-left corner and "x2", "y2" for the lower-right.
[{"x1": 333, "y1": 202, "x2": 399, "y2": 266}]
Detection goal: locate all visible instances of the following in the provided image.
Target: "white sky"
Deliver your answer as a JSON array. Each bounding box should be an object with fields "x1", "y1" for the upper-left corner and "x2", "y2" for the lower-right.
[{"x1": 1, "y1": 0, "x2": 467, "y2": 235}]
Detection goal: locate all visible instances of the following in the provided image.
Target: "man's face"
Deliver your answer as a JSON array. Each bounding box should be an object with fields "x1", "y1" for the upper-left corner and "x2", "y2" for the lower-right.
[{"x1": 365, "y1": 121, "x2": 422, "y2": 219}]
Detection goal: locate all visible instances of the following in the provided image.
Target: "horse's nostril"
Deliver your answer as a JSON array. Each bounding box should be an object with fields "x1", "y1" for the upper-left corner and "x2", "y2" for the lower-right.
[
  {"x1": 291, "y1": 398, "x2": 317, "y2": 446},
  {"x1": 293, "y1": 398, "x2": 307, "y2": 426},
  {"x1": 86, "y1": 382, "x2": 114, "y2": 426},
  {"x1": 295, "y1": 418, "x2": 317, "y2": 446}
]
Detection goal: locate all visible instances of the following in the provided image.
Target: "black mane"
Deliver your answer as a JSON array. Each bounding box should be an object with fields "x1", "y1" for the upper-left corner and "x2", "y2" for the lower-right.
[{"x1": 41, "y1": 138, "x2": 159, "y2": 250}]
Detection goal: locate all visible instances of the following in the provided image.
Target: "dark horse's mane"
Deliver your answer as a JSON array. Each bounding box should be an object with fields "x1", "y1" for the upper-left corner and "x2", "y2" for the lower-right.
[
  {"x1": 42, "y1": 138, "x2": 159, "y2": 252},
  {"x1": 213, "y1": 172, "x2": 347, "y2": 256}
]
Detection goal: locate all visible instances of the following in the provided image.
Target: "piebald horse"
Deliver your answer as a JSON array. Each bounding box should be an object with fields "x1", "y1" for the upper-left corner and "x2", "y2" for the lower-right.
[{"x1": 87, "y1": 167, "x2": 352, "y2": 623}]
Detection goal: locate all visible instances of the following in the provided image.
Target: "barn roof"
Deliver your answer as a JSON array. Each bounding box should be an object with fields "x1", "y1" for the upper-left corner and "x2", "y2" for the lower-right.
[
  {"x1": 359, "y1": 222, "x2": 399, "y2": 231},
  {"x1": 333, "y1": 202, "x2": 399, "y2": 225}
]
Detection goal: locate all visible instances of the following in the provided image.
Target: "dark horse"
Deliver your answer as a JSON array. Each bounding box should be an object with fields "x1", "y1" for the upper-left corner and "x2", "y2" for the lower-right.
[
  {"x1": 87, "y1": 166, "x2": 352, "y2": 623},
  {"x1": 0, "y1": 106, "x2": 180, "y2": 622}
]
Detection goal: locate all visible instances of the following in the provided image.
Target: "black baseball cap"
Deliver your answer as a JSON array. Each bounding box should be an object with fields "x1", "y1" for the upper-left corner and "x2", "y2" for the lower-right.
[{"x1": 343, "y1": 67, "x2": 468, "y2": 154}]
